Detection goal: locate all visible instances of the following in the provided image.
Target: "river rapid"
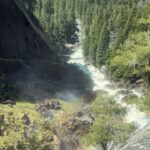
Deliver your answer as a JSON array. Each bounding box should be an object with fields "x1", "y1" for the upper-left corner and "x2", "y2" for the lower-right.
[
  {"x1": 65, "y1": 19, "x2": 150, "y2": 150},
  {"x1": 67, "y1": 19, "x2": 150, "y2": 129}
]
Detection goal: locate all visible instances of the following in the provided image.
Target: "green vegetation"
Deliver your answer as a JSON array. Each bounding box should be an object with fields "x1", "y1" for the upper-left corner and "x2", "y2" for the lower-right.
[
  {"x1": 75, "y1": 0, "x2": 140, "y2": 66},
  {"x1": 19, "y1": 0, "x2": 76, "y2": 45},
  {"x1": 0, "y1": 0, "x2": 150, "y2": 149},
  {"x1": 140, "y1": 96, "x2": 150, "y2": 113},
  {"x1": 75, "y1": 0, "x2": 150, "y2": 83},
  {"x1": 0, "y1": 100, "x2": 82, "y2": 150},
  {"x1": 108, "y1": 31, "x2": 150, "y2": 81},
  {"x1": 0, "y1": 102, "x2": 53, "y2": 149},
  {"x1": 8, "y1": 0, "x2": 150, "y2": 85},
  {"x1": 127, "y1": 96, "x2": 150, "y2": 114},
  {"x1": 83, "y1": 94, "x2": 136, "y2": 150}
]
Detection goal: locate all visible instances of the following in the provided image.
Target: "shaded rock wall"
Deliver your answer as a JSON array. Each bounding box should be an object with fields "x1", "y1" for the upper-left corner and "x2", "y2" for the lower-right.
[
  {"x1": 0, "y1": 0, "x2": 64, "y2": 100},
  {"x1": 0, "y1": 0, "x2": 93, "y2": 101},
  {"x1": 0, "y1": 0, "x2": 59, "y2": 74}
]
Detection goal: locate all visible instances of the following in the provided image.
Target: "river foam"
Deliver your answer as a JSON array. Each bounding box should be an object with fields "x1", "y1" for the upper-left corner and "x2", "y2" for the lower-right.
[{"x1": 67, "y1": 19, "x2": 149, "y2": 129}]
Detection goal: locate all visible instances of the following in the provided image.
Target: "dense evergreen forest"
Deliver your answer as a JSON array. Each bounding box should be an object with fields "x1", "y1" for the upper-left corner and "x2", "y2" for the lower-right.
[
  {"x1": 0, "y1": 0, "x2": 150, "y2": 150},
  {"x1": 19, "y1": 0, "x2": 76, "y2": 45},
  {"x1": 75, "y1": 0, "x2": 150, "y2": 84},
  {"x1": 20, "y1": 0, "x2": 150, "y2": 85}
]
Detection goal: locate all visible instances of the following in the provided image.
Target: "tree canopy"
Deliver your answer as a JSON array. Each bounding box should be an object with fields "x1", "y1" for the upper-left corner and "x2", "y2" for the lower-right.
[{"x1": 83, "y1": 95, "x2": 136, "y2": 150}]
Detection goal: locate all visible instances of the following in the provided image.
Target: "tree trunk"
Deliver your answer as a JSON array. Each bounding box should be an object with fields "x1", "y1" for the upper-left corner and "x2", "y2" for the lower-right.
[{"x1": 101, "y1": 142, "x2": 107, "y2": 150}]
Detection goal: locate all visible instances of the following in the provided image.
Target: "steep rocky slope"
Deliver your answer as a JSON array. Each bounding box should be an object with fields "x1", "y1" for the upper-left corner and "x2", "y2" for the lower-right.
[
  {"x1": 0, "y1": 0, "x2": 92, "y2": 101},
  {"x1": 121, "y1": 123, "x2": 150, "y2": 150},
  {"x1": 0, "y1": 0, "x2": 60, "y2": 76},
  {"x1": 0, "y1": 0, "x2": 62, "y2": 100}
]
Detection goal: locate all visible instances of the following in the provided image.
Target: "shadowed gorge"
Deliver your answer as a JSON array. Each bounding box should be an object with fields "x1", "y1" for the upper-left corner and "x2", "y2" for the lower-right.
[
  {"x1": 0, "y1": 0, "x2": 92, "y2": 101},
  {"x1": 0, "y1": 0, "x2": 150, "y2": 150}
]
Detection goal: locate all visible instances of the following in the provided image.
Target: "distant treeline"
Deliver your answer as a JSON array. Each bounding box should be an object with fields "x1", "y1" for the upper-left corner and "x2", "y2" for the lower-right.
[
  {"x1": 75, "y1": 0, "x2": 150, "y2": 84},
  {"x1": 19, "y1": 0, "x2": 76, "y2": 45}
]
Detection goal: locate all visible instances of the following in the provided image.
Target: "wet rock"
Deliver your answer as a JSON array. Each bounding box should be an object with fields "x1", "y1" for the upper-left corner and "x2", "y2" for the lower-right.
[
  {"x1": 50, "y1": 100, "x2": 61, "y2": 110},
  {"x1": 0, "y1": 127, "x2": 5, "y2": 136},
  {"x1": 22, "y1": 113, "x2": 31, "y2": 126},
  {"x1": 2, "y1": 100, "x2": 16, "y2": 105},
  {"x1": 37, "y1": 100, "x2": 61, "y2": 120},
  {"x1": 121, "y1": 94, "x2": 138, "y2": 103},
  {"x1": 0, "y1": 114, "x2": 5, "y2": 124},
  {"x1": 66, "y1": 109, "x2": 94, "y2": 136},
  {"x1": 82, "y1": 91, "x2": 96, "y2": 102},
  {"x1": 135, "y1": 79, "x2": 145, "y2": 86},
  {"x1": 37, "y1": 100, "x2": 61, "y2": 112},
  {"x1": 67, "y1": 118, "x2": 91, "y2": 134},
  {"x1": 37, "y1": 105, "x2": 49, "y2": 112},
  {"x1": 95, "y1": 90, "x2": 108, "y2": 96},
  {"x1": 60, "y1": 140, "x2": 78, "y2": 150},
  {"x1": 105, "y1": 83, "x2": 117, "y2": 89},
  {"x1": 41, "y1": 111, "x2": 54, "y2": 120},
  {"x1": 118, "y1": 82, "x2": 126, "y2": 88},
  {"x1": 23, "y1": 127, "x2": 30, "y2": 138},
  {"x1": 115, "y1": 89, "x2": 131, "y2": 96},
  {"x1": 76, "y1": 111, "x2": 84, "y2": 117}
]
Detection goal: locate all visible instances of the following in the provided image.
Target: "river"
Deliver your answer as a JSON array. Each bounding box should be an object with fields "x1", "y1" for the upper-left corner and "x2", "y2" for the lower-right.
[
  {"x1": 67, "y1": 19, "x2": 150, "y2": 128},
  {"x1": 65, "y1": 19, "x2": 150, "y2": 150}
]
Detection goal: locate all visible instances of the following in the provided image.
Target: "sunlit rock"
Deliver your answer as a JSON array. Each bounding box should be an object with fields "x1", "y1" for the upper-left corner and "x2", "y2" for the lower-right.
[
  {"x1": 121, "y1": 123, "x2": 150, "y2": 150},
  {"x1": 121, "y1": 94, "x2": 138, "y2": 103},
  {"x1": 22, "y1": 113, "x2": 31, "y2": 126}
]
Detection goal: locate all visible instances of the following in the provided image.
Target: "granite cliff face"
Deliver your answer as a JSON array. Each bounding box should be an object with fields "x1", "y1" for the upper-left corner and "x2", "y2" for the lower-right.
[
  {"x1": 121, "y1": 123, "x2": 150, "y2": 150},
  {"x1": 0, "y1": 0, "x2": 63, "y2": 100},
  {"x1": 0, "y1": 0, "x2": 92, "y2": 100},
  {"x1": 0, "y1": 0, "x2": 60, "y2": 77}
]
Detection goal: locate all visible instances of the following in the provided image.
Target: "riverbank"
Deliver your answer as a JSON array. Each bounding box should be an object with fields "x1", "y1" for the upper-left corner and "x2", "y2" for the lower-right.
[{"x1": 67, "y1": 19, "x2": 150, "y2": 129}]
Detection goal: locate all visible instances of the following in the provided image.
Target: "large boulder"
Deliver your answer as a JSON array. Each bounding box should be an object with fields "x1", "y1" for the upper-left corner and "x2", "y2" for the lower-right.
[
  {"x1": 114, "y1": 89, "x2": 131, "y2": 97},
  {"x1": 22, "y1": 113, "x2": 31, "y2": 126},
  {"x1": 121, "y1": 94, "x2": 138, "y2": 103},
  {"x1": 135, "y1": 79, "x2": 145, "y2": 86},
  {"x1": 2, "y1": 100, "x2": 16, "y2": 105}
]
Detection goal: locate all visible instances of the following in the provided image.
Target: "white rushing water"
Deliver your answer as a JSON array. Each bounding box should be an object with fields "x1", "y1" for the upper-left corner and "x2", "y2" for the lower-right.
[{"x1": 67, "y1": 19, "x2": 150, "y2": 129}]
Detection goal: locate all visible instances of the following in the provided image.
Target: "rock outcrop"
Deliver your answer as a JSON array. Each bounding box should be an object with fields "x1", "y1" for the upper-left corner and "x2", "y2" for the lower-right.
[{"x1": 121, "y1": 123, "x2": 150, "y2": 150}]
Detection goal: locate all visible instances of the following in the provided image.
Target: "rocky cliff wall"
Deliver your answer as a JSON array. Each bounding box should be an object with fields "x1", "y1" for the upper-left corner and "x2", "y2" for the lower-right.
[{"x1": 121, "y1": 123, "x2": 150, "y2": 150}]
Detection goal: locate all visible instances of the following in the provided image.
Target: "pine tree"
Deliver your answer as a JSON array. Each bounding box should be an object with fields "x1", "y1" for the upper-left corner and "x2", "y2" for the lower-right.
[{"x1": 96, "y1": 23, "x2": 110, "y2": 67}]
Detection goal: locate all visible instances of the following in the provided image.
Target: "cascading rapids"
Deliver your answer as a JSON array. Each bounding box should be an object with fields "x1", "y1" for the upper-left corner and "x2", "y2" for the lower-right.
[{"x1": 67, "y1": 19, "x2": 150, "y2": 129}]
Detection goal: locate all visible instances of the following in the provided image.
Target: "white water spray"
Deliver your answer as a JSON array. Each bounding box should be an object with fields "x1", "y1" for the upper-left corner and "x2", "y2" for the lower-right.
[{"x1": 68, "y1": 19, "x2": 150, "y2": 129}]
